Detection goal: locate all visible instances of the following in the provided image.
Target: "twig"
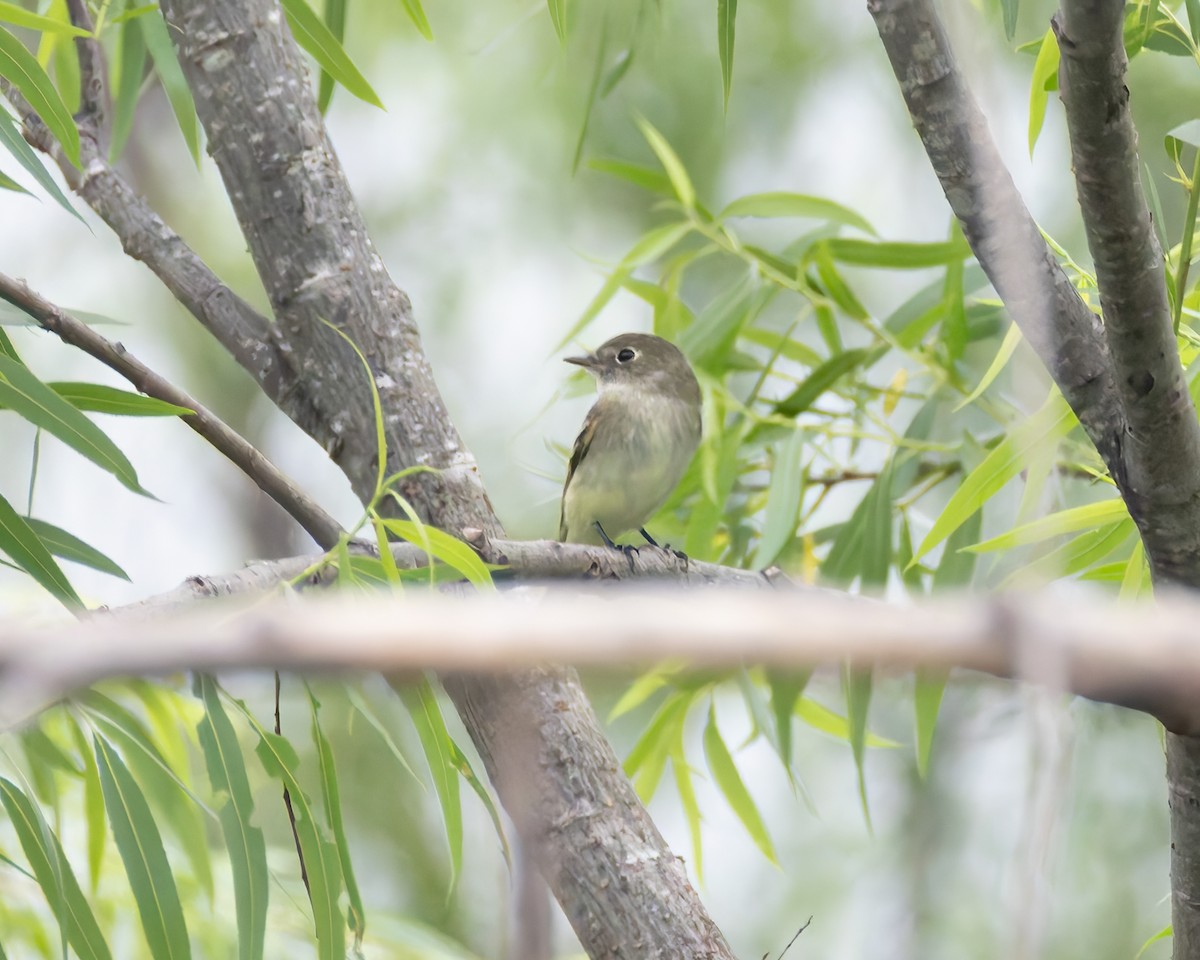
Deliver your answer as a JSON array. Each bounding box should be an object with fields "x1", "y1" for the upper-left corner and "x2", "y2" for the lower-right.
[
  {"x1": 0, "y1": 273, "x2": 344, "y2": 549},
  {"x1": 275, "y1": 672, "x2": 310, "y2": 900}
]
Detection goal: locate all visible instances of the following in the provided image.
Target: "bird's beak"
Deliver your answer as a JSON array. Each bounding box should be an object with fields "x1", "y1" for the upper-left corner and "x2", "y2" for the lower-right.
[{"x1": 564, "y1": 352, "x2": 598, "y2": 370}]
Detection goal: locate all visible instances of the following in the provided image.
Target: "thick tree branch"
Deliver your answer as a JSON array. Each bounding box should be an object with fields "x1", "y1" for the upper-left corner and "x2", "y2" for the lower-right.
[
  {"x1": 148, "y1": 3, "x2": 737, "y2": 956},
  {"x1": 5, "y1": 586, "x2": 1200, "y2": 731},
  {"x1": 1052, "y1": 1, "x2": 1200, "y2": 585},
  {"x1": 867, "y1": 0, "x2": 1125, "y2": 477},
  {"x1": 0, "y1": 273, "x2": 344, "y2": 550}
]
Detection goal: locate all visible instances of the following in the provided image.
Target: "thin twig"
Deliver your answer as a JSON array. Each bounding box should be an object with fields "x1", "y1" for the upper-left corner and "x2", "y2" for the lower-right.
[
  {"x1": 0, "y1": 273, "x2": 344, "y2": 549},
  {"x1": 275, "y1": 672, "x2": 310, "y2": 899}
]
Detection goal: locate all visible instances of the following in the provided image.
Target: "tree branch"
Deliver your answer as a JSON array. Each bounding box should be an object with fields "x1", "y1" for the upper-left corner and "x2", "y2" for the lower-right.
[
  {"x1": 149, "y1": 3, "x2": 738, "y2": 955},
  {"x1": 867, "y1": 0, "x2": 1125, "y2": 482},
  {"x1": 0, "y1": 273, "x2": 344, "y2": 550},
  {"x1": 1052, "y1": 1, "x2": 1200, "y2": 585},
  {"x1": 5, "y1": 585, "x2": 1200, "y2": 731}
]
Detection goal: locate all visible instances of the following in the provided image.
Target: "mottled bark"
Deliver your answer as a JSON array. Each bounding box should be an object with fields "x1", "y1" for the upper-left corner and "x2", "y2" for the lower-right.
[{"x1": 150, "y1": 2, "x2": 735, "y2": 956}]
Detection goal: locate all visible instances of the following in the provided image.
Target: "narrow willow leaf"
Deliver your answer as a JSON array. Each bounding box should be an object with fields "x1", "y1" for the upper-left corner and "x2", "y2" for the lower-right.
[
  {"x1": 281, "y1": 0, "x2": 383, "y2": 108},
  {"x1": 48, "y1": 382, "x2": 193, "y2": 417},
  {"x1": 379, "y1": 519, "x2": 493, "y2": 589},
  {"x1": 244, "y1": 720, "x2": 344, "y2": 960},
  {"x1": 24, "y1": 517, "x2": 128, "y2": 580},
  {"x1": 308, "y1": 687, "x2": 366, "y2": 949},
  {"x1": 721, "y1": 191, "x2": 875, "y2": 235},
  {"x1": 84, "y1": 699, "x2": 213, "y2": 906},
  {"x1": 755, "y1": 430, "x2": 805, "y2": 569},
  {"x1": 703, "y1": 704, "x2": 777, "y2": 863},
  {"x1": 1002, "y1": 0, "x2": 1019, "y2": 38},
  {"x1": 0, "y1": 24, "x2": 79, "y2": 166},
  {"x1": 0, "y1": 105, "x2": 82, "y2": 220},
  {"x1": 0, "y1": 356, "x2": 152, "y2": 496},
  {"x1": 1189, "y1": 0, "x2": 1200, "y2": 44},
  {"x1": 547, "y1": 0, "x2": 566, "y2": 41},
  {"x1": 0, "y1": 777, "x2": 111, "y2": 960},
  {"x1": 0, "y1": 491, "x2": 79, "y2": 607},
  {"x1": 396, "y1": 677, "x2": 462, "y2": 895},
  {"x1": 608, "y1": 665, "x2": 681, "y2": 722},
  {"x1": 860, "y1": 460, "x2": 894, "y2": 588},
  {"x1": 397, "y1": 0, "x2": 433, "y2": 40},
  {"x1": 966, "y1": 498, "x2": 1129, "y2": 553},
  {"x1": 1028, "y1": 29, "x2": 1060, "y2": 155},
  {"x1": 0, "y1": 167, "x2": 28, "y2": 192},
  {"x1": 94, "y1": 734, "x2": 192, "y2": 960},
  {"x1": 1001, "y1": 520, "x2": 1133, "y2": 587},
  {"x1": 669, "y1": 739, "x2": 703, "y2": 882},
  {"x1": 636, "y1": 115, "x2": 696, "y2": 211},
  {"x1": 53, "y1": 25, "x2": 80, "y2": 114},
  {"x1": 955, "y1": 322, "x2": 1022, "y2": 411},
  {"x1": 717, "y1": 0, "x2": 736, "y2": 111},
  {"x1": 195, "y1": 676, "x2": 267, "y2": 960},
  {"x1": 1136, "y1": 923, "x2": 1173, "y2": 959},
  {"x1": 825, "y1": 236, "x2": 970, "y2": 269},
  {"x1": 66, "y1": 719, "x2": 107, "y2": 891},
  {"x1": 316, "y1": 0, "x2": 346, "y2": 112},
  {"x1": 813, "y1": 244, "x2": 869, "y2": 320},
  {"x1": 767, "y1": 669, "x2": 811, "y2": 771},
  {"x1": 913, "y1": 671, "x2": 945, "y2": 779},
  {"x1": 794, "y1": 697, "x2": 899, "y2": 747},
  {"x1": 772, "y1": 347, "x2": 876, "y2": 418},
  {"x1": 0, "y1": 1, "x2": 89, "y2": 35},
  {"x1": 571, "y1": 19, "x2": 607, "y2": 172},
  {"x1": 110, "y1": 14, "x2": 146, "y2": 162},
  {"x1": 912, "y1": 391, "x2": 1076, "y2": 565},
  {"x1": 842, "y1": 665, "x2": 873, "y2": 830},
  {"x1": 1120, "y1": 540, "x2": 1150, "y2": 599},
  {"x1": 345, "y1": 688, "x2": 420, "y2": 783},
  {"x1": 624, "y1": 690, "x2": 692, "y2": 794},
  {"x1": 139, "y1": 13, "x2": 201, "y2": 164},
  {"x1": 587, "y1": 157, "x2": 673, "y2": 195}
]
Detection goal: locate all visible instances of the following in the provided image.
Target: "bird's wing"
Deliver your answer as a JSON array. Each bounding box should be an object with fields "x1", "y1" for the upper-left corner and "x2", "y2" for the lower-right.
[{"x1": 559, "y1": 404, "x2": 600, "y2": 541}]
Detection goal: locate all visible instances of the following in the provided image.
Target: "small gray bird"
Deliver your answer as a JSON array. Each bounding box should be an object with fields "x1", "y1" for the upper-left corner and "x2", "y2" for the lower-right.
[{"x1": 559, "y1": 333, "x2": 702, "y2": 547}]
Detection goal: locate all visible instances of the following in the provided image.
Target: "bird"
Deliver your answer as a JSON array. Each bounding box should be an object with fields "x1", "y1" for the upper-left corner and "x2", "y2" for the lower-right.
[{"x1": 558, "y1": 333, "x2": 702, "y2": 548}]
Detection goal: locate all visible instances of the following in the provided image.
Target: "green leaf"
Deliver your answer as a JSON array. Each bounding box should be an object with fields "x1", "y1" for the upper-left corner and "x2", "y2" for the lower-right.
[
  {"x1": 912, "y1": 391, "x2": 1076, "y2": 565},
  {"x1": 812, "y1": 244, "x2": 869, "y2": 321},
  {"x1": 0, "y1": 777, "x2": 111, "y2": 960},
  {"x1": 139, "y1": 13, "x2": 201, "y2": 164},
  {"x1": 316, "y1": 0, "x2": 346, "y2": 112},
  {"x1": 24, "y1": 517, "x2": 129, "y2": 580},
  {"x1": 913, "y1": 671, "x2": 944, "y2": 779},
  {"x1": 396, "y1": 677, "x2": 462, "y2": 896},
  {"x1": 0, "y1": 24, "x2": 79, "y2": 167},
  {"x1": 842, "y1": 665, "x2": 873, "y2": 829},
  {"x1": 624, "y1": 690, "x2": 692, "y2": 801},
  {"x1": 703, "y1": 704, "x2": 777, "y2": 863},
  {"x1": 1189, "y1": 0, "x2": 1200, "y2": 44},
  {"x1": 65, "y1": 718, "x2": 108, "y2": 892},
  {"x1": 0, "y1": 355, "x2": 152, "y2": 496},
  {"x1": 794, "y1": 697, "x2": 899, "y2": 748},
  {"x1": 239, "y1": 708, "x2": 344, "y2": 960},
  {"x1": 281, "y1": 0, "x2": 383, "y2": 109},
  {"x1": 379, "y1": 519, "x2": 493, "y2": 589},
  {"x1": 308, "y1": 687, "x2": 366, "y2": 949},
  {"x1": 608, "y1": 665, "x2": 679, "y2": 722},
  {"x1": 445, "y1": 736, "x2": 511, "y2": 870},
  {"x1": 1028, "y1": 27, "x2": 1060, "y2": 155},
  {"x1": 772, "y1": 347, "x2": 876, "y2": 419},
  {"x1": 0, "y1": 491, "x2": 79, "y2": 607},
  {"x1": 46, "y1": 382, "x2": 193, "y2": 417},
  {"x1": 767, "y1": 668, "x2": 811, "y2": 772},
  {"x1": 669, "y1": 738, "x2": 704, "y2": 882},
  {"x1": 1135, "y1": 923, "x2": 1173, "y2": 959},
  {"x1": 94, "y1": 734, "x2": 192, "y2": 960},
  {"x1": 755, "y1": 429, "x2": 805, "y2": 569},
  {"x1": 720, "y1": 191, "x2": 875, "y2": 235},
  {"x1": 1002, "y1": 0, "x2": 1019, "y2": 39},
  {"x1": 587, "y1": 157, "x2": 674, "y2": 196},
  {"x1": 345, "y1": 687, "x2": 420, "y2": 783},
  {"x1": 636, "y1": 116, "x2": 696, "y2": 211},
  {"x1": 110, "y1": 14, "x2": 146, "y2": 162},
  {"x1": 717, "y1": 0, "x2": 736, "y2": 111},
  {"x1": 547, "y1": 0, "x2": 566, "y2": 41},
  {"x1": 825, "y1": 236, "x2": 971, "y2": 269},
  {"x1": 0, "y1": 101, "x2": 82, "y2": 221},
  {"x1": 966, "y1": 498, "x2": 1129, "y2": 553},
  {"x1": 955, "y1": 322, "x2": 1022, "y2": 410},
  {"x1": 1002, "y1": 519, "x2": 1133, "y2": 587},
  {"x1": 195, "y1": 676, "x2": 267, "y2": 960},
  {"x1": 396, "y1": 0, "x2": 433, "y2": 40},
  {"x1": 0, "y1": 2, "x2": 89, "y2": 35},
  {"x1": 0, "y1": 166, "x2": 28, "y2": 193}
]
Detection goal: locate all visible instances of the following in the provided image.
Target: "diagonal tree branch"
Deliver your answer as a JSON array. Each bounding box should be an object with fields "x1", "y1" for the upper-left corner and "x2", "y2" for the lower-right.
[
  {"x1": 137, "y1": 4, "x2": 738, "y2": 956},
  {"x1": 0, "y1": 272, "x2": 344, "y2": 550},
  {"x1": 1052, "y1": 1, "x2": 1200, "y2": 585},
  {"x1": 867, "y1": 0, "x2": 1125, "y2": 473}
]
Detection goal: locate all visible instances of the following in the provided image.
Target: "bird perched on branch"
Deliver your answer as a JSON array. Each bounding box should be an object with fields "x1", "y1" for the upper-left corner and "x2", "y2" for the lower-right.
[{"x1": 559, "y1": 333, "x2": 702, "y2": 548}]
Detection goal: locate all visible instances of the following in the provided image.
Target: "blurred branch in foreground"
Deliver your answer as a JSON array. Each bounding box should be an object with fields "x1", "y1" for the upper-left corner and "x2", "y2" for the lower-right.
[{"x1": 3, "y1": 579, "x2": 1199, "y2": 732}]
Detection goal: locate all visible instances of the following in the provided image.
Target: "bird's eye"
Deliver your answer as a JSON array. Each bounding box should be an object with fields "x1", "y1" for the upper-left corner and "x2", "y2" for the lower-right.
[{"x1": 616, "y1": 347, "x2": 637, "y2": 363}]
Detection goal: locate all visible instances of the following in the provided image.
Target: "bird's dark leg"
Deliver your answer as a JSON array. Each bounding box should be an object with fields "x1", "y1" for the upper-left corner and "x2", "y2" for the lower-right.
[
  {"x1": 595, "y1": 521, "x2": 638, "y2": 571},
  {"x1": 640, "y1": 526, "x2": 688, "y2": 563}
]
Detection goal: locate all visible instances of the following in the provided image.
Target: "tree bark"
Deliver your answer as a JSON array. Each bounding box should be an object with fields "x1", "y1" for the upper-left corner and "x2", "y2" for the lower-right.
[{"x1": 153, "y1": 1, "x2": 735, "y2": 956}]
